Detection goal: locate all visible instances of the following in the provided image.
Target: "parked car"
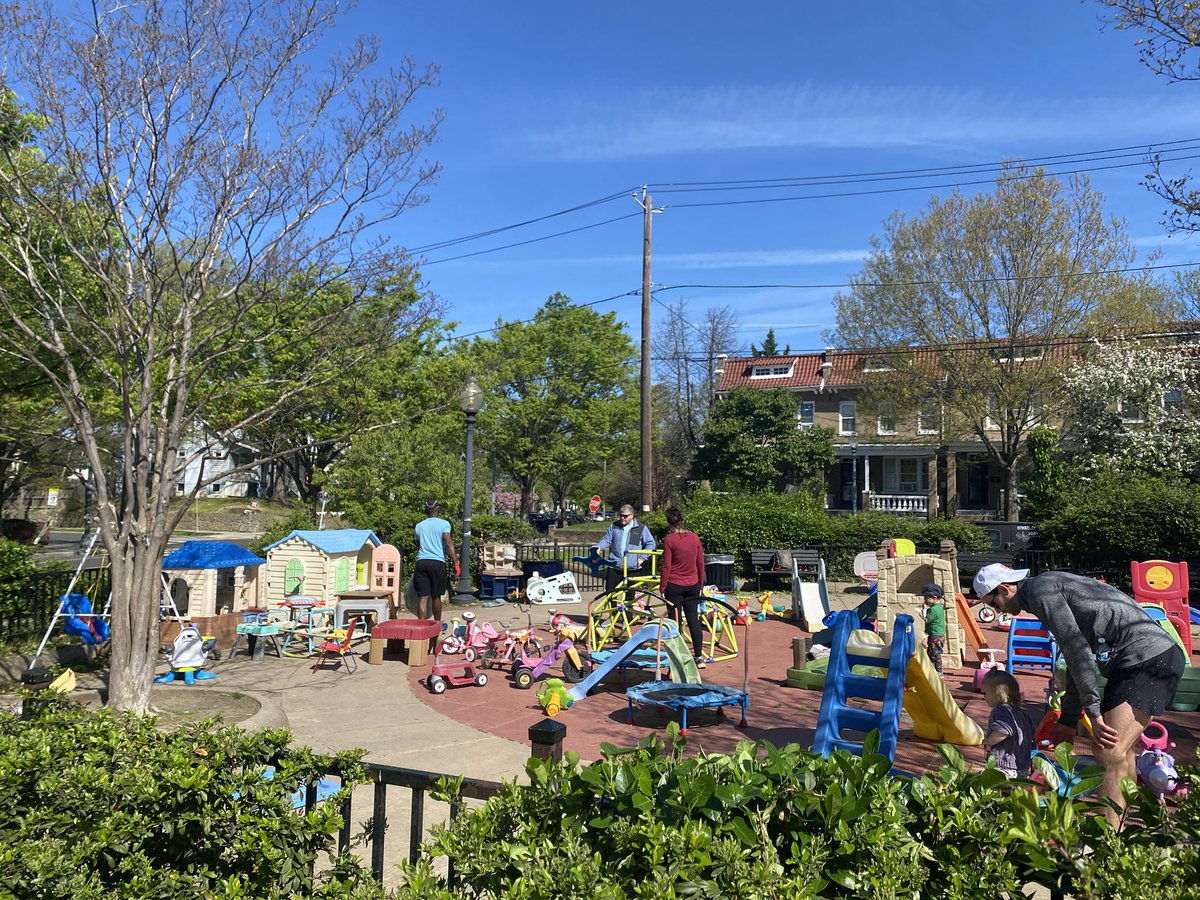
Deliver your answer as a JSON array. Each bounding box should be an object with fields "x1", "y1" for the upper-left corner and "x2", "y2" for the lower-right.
[{"x1": 1, "y1": 518, "x2": 38, "y2": 544}]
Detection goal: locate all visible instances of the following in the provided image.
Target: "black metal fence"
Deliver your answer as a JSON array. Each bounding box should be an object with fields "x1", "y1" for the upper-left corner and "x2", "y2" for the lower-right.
[
  {"x1": 511, "y1": 541, "x2": 608, "y2": 592},
  {"x1": 0, "y1": 568, "x2": 111, "y2": 646}
]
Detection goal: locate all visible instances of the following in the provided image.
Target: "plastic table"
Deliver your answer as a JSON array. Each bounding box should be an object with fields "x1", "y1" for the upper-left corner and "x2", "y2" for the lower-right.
[{"x1": 369, "y1": 618, "x2": 442, "y2": 666}]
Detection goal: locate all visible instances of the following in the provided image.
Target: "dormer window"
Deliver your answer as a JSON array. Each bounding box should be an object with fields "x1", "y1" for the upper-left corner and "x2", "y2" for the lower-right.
[
  {"x1": 993, "y1": 344, "x2": 1045, "y2": 364},
  {"x1": 863, "y1": 356, "x2": 891, "y2": 373},
  {"x1": 750, "y1": 363, "x2": 794, "y2": 378}
]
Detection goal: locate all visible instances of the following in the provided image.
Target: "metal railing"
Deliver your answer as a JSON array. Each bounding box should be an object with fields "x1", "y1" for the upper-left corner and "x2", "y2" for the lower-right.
[
  {"x1": 302, "y1": 720, "x2": 565, "y2": 884},
  {"x1": 511, "y1": 541, "x2": 608, "y2": 591},
  {"x1": 0, "y1": 568, "x2": 111, "y2": 646}
]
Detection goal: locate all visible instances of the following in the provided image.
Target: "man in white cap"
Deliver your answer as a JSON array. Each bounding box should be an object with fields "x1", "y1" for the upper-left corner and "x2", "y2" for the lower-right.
[{"x1": 974, "y1": 564, "x2": 1185, "y2": 826}]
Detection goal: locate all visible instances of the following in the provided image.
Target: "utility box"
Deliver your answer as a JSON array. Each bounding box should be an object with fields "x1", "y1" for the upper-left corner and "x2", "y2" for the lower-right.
[{"x1": 705, "y1": 554, "x2": 736, "y2": 593}]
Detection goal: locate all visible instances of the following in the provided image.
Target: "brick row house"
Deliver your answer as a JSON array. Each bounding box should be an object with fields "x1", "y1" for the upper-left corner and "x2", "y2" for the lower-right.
[{"x1": 715, "y1": 351, "x2": 1008, "y2": 519}]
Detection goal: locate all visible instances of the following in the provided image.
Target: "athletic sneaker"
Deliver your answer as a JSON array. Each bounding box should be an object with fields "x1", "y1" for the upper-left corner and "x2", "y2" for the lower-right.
[{"x1": 694, "y1": 657, "x2": 707, "y2": 669}]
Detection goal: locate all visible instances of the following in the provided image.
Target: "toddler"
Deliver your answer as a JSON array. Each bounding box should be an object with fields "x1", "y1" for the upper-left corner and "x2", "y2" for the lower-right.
[
  {"x1": 920, "y1": 583, "x2": 947, "y2": 675},
  {"x1": 981, "y1": 668, "x2": 1035, "y2": 778}
]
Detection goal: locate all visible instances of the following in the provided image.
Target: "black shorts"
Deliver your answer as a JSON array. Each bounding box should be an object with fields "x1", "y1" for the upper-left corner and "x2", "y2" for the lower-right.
[
  {"x1": 1101, "y1": 645, "x2": 1186, "y2": 717},
  {"x1": 413, "y1": 558, "x2": 448, "y2": 599}
]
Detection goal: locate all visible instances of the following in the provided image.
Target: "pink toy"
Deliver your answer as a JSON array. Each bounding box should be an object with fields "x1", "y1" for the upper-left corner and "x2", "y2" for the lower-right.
[
  {"x1": 1136, "y1": 722, "x2": 1189, "y2": 802},
  {"x1": 972, "y1": 649, "x2": 1004, "y2": 693},
  {"x1": 425, "y1": 640, "x2": 488, "y2": 694},
  {"x1": 478, "y1": 620, "x2": 545, "y2": 670},
  {"x1": 439, "y1": 611, "x2": 499, "y2": 661}
]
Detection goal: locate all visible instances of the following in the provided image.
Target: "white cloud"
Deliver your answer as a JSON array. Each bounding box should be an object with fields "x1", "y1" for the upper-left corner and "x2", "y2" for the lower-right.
[{"x1": 520, "y1": 82, "x2": 1200, "y2": 162}]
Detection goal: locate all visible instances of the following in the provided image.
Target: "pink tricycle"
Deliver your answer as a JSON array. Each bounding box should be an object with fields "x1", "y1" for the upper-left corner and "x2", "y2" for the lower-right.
[
  {"x1": 478, "y1": 617, "x2": 545, "y2": 670},
  {"x1": 439, "y1": 611, "x2": 499, "y2": 662}
]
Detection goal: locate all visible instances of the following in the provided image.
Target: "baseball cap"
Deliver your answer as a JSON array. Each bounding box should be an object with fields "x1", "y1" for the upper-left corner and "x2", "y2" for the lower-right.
[
  {"x1": 973, "y1": 563, "x2": 1029, "y2": 599},
  {"x1": 921, "y1": 583, "x2": 945, "y2": 599}
]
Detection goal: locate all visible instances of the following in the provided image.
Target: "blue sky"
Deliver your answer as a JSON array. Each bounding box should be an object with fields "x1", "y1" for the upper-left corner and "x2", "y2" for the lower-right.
[{"x1": 348, "y1": 1, "x2": 1200, "y2": 354}]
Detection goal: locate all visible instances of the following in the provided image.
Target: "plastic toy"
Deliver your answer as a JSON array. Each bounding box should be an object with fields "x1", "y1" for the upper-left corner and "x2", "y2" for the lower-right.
[
  {"x1": 536, "y1": 677, "x2": 573, "y2": 716},
  {"x1": 477, "y1": 617, "x2": 545, "y2": 670},
  {"x1": 440, "y1": 611, "x2": 499, "y2": 661},
  {"x1": 1136, "y1": 722, "x2": 1189, "y2": 801},
  {"x1": 525, "y1": 570, "x2": 583, "y2": 605},
  {"x1": 154, "y1": 624, "x2": 218, "y2": 684},
  {"x1": 759, "y1": 591, "x2": 788, "y2": 618},
  {"x1": 734, "y1": 597, "x2": 750, "y2": 625},
  {"x1": 426, "y1": 640, "x2": 489, "y2": 694},
  {"x1": 512, "y1": 619, "x2": 592, "y2": 688}
]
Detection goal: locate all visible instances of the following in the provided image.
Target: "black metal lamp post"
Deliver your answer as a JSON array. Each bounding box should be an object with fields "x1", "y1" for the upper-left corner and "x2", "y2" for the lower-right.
[
  {"x1": 452, "y1": 375, "x2": 484, "y2": 605},
  {"x1": 849, "y1": 434, "x2": 859, "y2": 515}
]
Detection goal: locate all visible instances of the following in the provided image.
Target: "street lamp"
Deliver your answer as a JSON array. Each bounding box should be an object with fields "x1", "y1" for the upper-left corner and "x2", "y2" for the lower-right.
[
  {"x1": 452, "y1": 375, "x2": 485, "y2": 605},
  {"x1": 849, "y1": 434, "x2": 859, "y2": 515}
]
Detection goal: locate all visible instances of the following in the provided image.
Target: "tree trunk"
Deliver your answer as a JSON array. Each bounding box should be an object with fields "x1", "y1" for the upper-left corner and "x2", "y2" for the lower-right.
[
  {"x1": 106, "y1": 534, "x2": 169, "y2": 712},
  {"x1": 1005, "y1": 464, "x2": 1022, "y2": 522}
]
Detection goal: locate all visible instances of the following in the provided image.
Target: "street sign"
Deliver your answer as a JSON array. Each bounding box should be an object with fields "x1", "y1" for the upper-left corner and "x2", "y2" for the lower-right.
[{"x1": 588, "y1": 495, "x2": 601, "y2": 514}]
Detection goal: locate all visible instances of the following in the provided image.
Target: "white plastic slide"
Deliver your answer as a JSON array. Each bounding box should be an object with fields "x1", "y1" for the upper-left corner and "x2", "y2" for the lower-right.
[
  {"x1": 797, "y1": 582, "x2": 827, "y2": 632},
  {"x1": 567, "y1": 621, "x2": 680, "y2": 702},
  {"x1": 844, "y1": 630, "x2": 983, "y2": 746}
]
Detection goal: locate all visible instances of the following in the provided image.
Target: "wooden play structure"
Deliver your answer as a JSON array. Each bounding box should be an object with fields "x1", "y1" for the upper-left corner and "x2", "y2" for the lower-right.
[{"x1": 262, "y1": 528, "x2": 387, "y2": 604}]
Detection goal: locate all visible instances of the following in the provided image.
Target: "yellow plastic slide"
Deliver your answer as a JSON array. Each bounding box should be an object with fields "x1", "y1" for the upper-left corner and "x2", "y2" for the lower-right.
[{"x1": 845, "y1": 631, "x2": 983, "y2": 746}]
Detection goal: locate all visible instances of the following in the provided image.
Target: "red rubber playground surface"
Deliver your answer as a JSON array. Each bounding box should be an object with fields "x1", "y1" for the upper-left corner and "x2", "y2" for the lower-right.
[{"x1": 409, "y1": 610, "x2": 1200, "y2": 775}]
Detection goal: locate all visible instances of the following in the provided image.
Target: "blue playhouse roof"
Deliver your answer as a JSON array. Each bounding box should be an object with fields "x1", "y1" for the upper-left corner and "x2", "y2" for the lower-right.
[
  {"x1": 162, "y1": 540, "x2": 266, "y2": 570},
  {"x1": 262, "y1": 529, "x2": 382, "y2": 555}
]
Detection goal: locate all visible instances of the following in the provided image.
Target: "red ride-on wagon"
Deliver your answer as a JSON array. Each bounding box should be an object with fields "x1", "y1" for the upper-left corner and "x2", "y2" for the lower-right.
[{"x1": 426, "y1": 639, "x2": 489, "y2": 694}]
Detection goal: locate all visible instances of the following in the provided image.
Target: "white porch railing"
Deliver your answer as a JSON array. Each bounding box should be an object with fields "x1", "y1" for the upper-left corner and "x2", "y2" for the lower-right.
[{"x1": 870, "y1": 494, "x2": 928, "y2": 514}]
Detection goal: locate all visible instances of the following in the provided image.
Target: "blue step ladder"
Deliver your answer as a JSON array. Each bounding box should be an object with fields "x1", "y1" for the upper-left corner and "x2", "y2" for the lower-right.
[{"x1": 812, "y1": 610, "x2": 915, "y2": 763}]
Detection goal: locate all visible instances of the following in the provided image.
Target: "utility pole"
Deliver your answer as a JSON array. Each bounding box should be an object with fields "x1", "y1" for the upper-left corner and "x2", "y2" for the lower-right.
[{"x1": 636, "y1": 188, "x2": 661, "y2": 513}]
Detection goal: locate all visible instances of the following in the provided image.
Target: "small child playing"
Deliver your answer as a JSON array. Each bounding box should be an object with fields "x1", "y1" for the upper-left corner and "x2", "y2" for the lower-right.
[
  {"x1": 980, "y1": 668, "x2": 1035, "y2": 778},
  {"x1": 920, "y1": 583, "x2": 947, "y2": 675}
]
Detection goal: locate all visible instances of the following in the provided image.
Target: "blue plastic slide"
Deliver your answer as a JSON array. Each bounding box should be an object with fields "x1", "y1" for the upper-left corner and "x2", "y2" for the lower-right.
[{"x1": 567, "y1": 621, "x2": 680, "y2": 702}]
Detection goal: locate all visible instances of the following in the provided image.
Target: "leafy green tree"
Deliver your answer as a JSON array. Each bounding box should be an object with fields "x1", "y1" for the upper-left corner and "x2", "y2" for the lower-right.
[
  {"x1": 474, "y1": 295, "x2": 637, "y2": 517},
  {"x1": 750, "y1": 327, "x2": 789, "y2": 357},
  {"x1": 0, "y1": 2, "x2": 440, "y2": 713},
  {"x1": 694, "y1": 388, "x2": 836, "y2": 494},
  {"x1": 832, "y1": 164, "x2": 1168, "y2": 521},
  {"x1": 1019, "y1": 426, "x2": 1070, "y2": 522}
]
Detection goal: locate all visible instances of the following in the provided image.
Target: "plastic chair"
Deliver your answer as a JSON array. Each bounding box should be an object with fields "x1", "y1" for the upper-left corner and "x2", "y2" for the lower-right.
[{"x1": 311, "y1": 618, "x2": 360, "y2": 674}]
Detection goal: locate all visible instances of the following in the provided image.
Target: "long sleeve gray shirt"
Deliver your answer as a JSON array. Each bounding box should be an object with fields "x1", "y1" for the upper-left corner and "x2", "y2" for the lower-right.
[{"x1": 1016, "y1": 571, "x2": 1176, "y2": 723}]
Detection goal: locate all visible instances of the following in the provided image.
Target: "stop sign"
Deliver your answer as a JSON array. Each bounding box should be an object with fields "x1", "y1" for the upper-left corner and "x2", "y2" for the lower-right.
[{"x1": 588, "y1": 495, "x2": 602, "y2": 514}]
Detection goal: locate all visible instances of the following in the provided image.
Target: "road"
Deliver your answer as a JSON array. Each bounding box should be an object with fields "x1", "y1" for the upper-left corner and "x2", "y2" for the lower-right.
[{"x1": 33, "y1": 529, "x2": 255, "y2": 569}]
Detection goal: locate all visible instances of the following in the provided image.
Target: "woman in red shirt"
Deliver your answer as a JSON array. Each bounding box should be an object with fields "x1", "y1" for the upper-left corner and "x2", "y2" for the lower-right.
[{"x1": 659, "y1": 506, "x2": 707, "y2": 667}]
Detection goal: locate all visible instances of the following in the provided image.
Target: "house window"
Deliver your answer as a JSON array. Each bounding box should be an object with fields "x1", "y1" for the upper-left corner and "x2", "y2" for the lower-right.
[
  {"x1": 863, "y1": 356, "x2": 891, "y2": 373},
  {"x1": 1118, "y1": 400, "x2": 1144, "y2": 424},
  {"x1": 1163, "y1": 388, "x2": 1185, "y2": 413},
  {"x1": 882, "y1": 458, "x2": 929, "y2": 493},
  {"x1": 993, "y1": 344, "x2": 1045, "y2": 363},
  {"x1": 175, "y1": 482, "x2": 185, "y2": 494},
  {"x1": 839, "y1": 401, "x2": 857, "y2": 435},
  {"x1": 797, "y1": 401, "x2": 815, "y2": 429},
  {"x1": 917, "y1": 398, "x2": 940, "y2": 434},
  {"x1": 985, "y1": 395, "x2": 1001, "y2": 431},
  {"x1": 750, "y1": 363, "x2": 794, "y2": 378},
  {"x1": 876, "y1": 401, "x2": 897, "y2": 436},
  {"x1": 209, "y1": 483, "x2": 223, "y2": 493}
]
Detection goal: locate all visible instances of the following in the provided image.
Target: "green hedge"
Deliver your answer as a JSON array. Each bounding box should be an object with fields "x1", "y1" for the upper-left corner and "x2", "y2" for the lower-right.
[
  {"x1": 1, "y1": 703, "x2": 384, "y2": 899},
  {"x1": 400, "y1": 729, "x2": 1200, "y2": 899}
]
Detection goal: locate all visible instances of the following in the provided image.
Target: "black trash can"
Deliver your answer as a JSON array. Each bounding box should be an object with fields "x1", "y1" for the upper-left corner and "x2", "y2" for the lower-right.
[
  {"x1": 705, "y1": 554, "x2": 736, "y2": 593},
  {"x1": 522, "y1": 559, "x2": 565, "y2": 584}
]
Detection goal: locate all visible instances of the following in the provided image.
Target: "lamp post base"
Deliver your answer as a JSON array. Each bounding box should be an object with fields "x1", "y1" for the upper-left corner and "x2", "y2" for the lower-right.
[{"x1": 450, "y1": 577, "x2": 478, "y2": 606}]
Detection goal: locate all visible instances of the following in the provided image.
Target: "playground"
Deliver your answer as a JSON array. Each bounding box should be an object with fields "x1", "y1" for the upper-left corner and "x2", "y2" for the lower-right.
[{"x1": 400, "y1": 582, "x2": 1200, "y2": 775}]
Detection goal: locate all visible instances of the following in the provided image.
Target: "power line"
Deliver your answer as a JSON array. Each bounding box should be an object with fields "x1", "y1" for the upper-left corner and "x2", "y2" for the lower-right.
[
  {"x1": 646, "y1": 137, "x2": 1200, "y2": 192},
  {"x1": 652, "y1": 259, "x2": 1200, "y2": 293},
  {"x1": 662, "y1": 151, "x2": 1200, "y2": 209},
  {"x1": 406, "y1": 188, "x2": 638, "y2": 254},
  {"x1": 421, "y1": 211, "x2": 642, "y2": 266},
  {"x1": 449, "y1": 289, "x2": 642, "y2": 340}
]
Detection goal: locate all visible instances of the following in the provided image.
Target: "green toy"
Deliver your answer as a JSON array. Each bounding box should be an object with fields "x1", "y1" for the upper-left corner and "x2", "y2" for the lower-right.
[{"x1": 536, "y1": 677, "x2": 573, "y2": 717}]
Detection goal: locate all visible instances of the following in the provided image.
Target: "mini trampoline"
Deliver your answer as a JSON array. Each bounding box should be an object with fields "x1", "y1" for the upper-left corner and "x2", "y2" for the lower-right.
[
  {"x1": 625, "y1": 682, "x2": 749, "y2": 734},
  {"x1": 624, "y1": 594, "x2": 751, "y2": 735}
]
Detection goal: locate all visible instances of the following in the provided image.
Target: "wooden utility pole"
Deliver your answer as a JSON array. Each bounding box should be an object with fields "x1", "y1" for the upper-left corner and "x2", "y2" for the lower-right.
[{"x1": 639, "y1": 188, "x2": 654, "y2": 513}]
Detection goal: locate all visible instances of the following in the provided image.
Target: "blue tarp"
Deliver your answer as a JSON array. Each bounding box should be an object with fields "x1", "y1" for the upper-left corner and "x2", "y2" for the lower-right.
[{"x1": 162, "y1": 540, "x2": 266, "y2": 570}]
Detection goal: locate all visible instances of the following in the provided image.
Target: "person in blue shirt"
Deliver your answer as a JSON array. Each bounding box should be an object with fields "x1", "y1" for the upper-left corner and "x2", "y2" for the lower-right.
[
  {"x1": 593, "y1": 504, "x2": 656, "y2": 598},
  {"x1": 414, "y1": 500, "x2": 459, "y2": 628}
]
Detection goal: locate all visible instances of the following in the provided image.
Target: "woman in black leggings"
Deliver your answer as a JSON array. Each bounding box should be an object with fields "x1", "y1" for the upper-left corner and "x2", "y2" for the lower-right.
[{"x1": 658, "y1": 506, "x2": 707, "y2": 666}]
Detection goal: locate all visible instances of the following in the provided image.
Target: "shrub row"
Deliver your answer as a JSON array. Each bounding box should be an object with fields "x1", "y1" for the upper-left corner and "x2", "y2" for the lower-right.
[{"x1": 401, "y1": 729, "x2": 1200, "y2": 899}]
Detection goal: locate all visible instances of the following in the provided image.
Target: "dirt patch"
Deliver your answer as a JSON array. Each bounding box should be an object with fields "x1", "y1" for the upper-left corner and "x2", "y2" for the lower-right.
[{"x1": 147, "y1": 687, "x2": 262, "y2": 729}]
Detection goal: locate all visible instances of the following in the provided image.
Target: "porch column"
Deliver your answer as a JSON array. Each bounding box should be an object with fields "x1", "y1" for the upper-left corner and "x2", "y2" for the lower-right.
[
  {"x1": 945, "y1": 449, "x2": 958, "y2": 517},
  {"x1": 861, "y1": 454, "x2": 871, "y2": 512},
  {"x1": 926, "y1": 455, "x2": 938, "y2": 520}
]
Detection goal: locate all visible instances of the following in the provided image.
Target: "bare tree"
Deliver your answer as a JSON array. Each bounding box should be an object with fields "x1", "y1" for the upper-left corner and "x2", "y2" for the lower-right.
[{"x1": 0, "y1": 0, "x2": 441, "y2": 712}]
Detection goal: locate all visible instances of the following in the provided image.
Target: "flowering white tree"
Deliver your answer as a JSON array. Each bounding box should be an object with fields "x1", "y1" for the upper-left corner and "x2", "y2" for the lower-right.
[{"x1": 1062, "y1": 339, "x2": 1200, "y2": 476}]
